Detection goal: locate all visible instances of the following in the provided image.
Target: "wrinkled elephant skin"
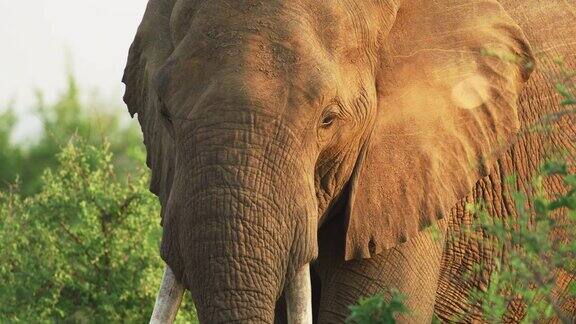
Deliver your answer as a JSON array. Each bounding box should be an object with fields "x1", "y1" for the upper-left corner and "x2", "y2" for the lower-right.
[{"x1": 123, "y1": 0, "x2": 576, "y2": 322}]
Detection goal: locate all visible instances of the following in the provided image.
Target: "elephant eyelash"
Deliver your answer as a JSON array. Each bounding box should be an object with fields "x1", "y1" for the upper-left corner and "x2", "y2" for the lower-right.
[
  {"x1": 320, "y1": 101, "x2": 345, "y2": 128},
  {"x1": 321, "y1": 112, "x2": 338, "y2": 127}
]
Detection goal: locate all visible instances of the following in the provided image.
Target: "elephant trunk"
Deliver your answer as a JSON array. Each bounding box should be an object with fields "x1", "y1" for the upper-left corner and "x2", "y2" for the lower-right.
[
  {"x1": 157, "y1": 118, "x2": 318, "y2": 322},
  {"x1": 149, "y1": 264, "x2": 312, "y2": 323},
  {"x1": 179, "y1": 179, "x2": 315, "y2": 322}
]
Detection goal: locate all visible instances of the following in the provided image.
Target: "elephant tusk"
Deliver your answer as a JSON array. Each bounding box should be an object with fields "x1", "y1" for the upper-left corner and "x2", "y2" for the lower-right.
[
  {"x1": 286, "y1": 264, "x2": 313, "y2": 324},
  {"x1": 150, "y1": 266, "x2": 184, "y2": 324}
]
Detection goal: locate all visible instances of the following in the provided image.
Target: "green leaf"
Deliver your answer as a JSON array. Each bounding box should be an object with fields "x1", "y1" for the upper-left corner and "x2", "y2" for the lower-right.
[
  {"x1": 346, "y1": 291, "x2": 408, "y2": 324},
  {"x1": 556, "y1": 82, "x2": 574, "y2": 100}
]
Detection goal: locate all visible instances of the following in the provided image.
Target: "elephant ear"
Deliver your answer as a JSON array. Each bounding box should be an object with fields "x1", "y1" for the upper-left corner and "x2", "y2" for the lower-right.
[
  {"x1": 344, "y1": 0, "x2": 534, "y2": 260},
  {"x1": 122, "y1": 0, "x2": 176, "y2": 222}
]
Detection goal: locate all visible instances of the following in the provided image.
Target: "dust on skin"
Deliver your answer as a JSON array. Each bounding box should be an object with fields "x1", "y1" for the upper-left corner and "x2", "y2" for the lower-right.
[{"x1": 451, "y1": 75, "x2": 491, "y2": 110}]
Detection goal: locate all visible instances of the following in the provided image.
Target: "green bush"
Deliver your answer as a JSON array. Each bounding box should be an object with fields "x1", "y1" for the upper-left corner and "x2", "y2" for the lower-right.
[
  {"x1": 0, "y1": 139, "x2": 198, "y2": 323},
  {"x1": 0, "y1": 140, "x2": 171, "y2": 322},
  {"x1": 346, "y1": 291, "x2": 408, "y2": 324},
  {"x1": 468, "y1": 158, "x2": 575, "y2": 323},
  {"x1": 0, "y1": 74, "x2": 142, "y2": 196},
  {"x1": 0, "y1": 74, "x2": 199, "y2": 322}
]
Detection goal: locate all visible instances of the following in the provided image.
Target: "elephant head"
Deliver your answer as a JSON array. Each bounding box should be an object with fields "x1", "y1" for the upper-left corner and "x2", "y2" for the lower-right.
[{"x1": 123, "y1": 0, "x2": 533, "y2": 322}]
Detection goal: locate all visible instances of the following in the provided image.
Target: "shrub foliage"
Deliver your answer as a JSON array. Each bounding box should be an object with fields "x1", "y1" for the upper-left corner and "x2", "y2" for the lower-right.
[
  {"x1": 0, "y1": 78, "x2": 198, "y2": 322},
  {"x1": 0, "y1": 140, "x2": 157, "y2": 321}
]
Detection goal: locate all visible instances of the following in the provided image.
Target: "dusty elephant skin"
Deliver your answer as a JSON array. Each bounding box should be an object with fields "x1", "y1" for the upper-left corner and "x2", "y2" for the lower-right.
[{"x1": 122, "y1": 0, "x2": 575, "y2": 323}]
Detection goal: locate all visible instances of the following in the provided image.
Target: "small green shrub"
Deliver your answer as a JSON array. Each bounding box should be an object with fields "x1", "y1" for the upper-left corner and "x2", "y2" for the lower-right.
[
  {"x1": 468, "y1": 157, "x2": 575, "y2": 323},
  {"x1": 346, "y1": 290, "x2": 408, "y2": 324},
  {"x1": 0, "y1": 139, "x2": 198, "y2": 323},
  {"x1": 0, "y1": 74, "x2": 142, "y2": 196}
]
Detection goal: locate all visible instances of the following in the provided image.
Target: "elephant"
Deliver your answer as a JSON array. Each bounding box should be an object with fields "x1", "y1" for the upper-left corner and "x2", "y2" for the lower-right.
[{"x1": 122, "y1": 0, "x2": 576, "y2": 322}]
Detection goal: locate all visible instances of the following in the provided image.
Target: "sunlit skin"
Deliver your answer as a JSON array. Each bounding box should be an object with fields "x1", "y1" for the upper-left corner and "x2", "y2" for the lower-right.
[{"x1": 124, "y1": 0, "x2": 576, "y2": 322}]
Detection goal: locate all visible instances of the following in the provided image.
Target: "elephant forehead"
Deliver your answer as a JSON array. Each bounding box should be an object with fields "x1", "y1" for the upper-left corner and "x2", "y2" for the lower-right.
[
  {"x1": 160, "y1": 37, "x2": 340, "y2": 121},
  {"x1": 163, "y1": 62, "x2": 335, "y2": 128},
  {"x1": 170, "y1": 0, "x2": 368, "y2": 61},
  {"x1": 158, "y1": 0, "x2": 373, "y2": 119}
]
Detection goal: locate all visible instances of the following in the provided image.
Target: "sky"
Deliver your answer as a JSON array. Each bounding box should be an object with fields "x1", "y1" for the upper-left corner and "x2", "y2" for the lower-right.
[{"x1": 0, "y1": 0, "x2": 149, "y2": 137}]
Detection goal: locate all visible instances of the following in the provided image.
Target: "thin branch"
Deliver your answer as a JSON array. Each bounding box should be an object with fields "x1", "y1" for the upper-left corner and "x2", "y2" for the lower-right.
[
  {"x1": 57, "y1": 221, "x2": 101, "y2": 273},
  {"x1": 521, "y1": 254, "x2": 573, "y2": 324}
]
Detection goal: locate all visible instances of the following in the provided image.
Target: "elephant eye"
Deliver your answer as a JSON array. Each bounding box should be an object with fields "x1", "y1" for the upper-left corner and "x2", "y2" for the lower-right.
[
  {"x1": 321, "y1": 114, "x2": 337, "y2": 127},
  {"x1": 320, "y1": 103, "x2": 342, "y2": 129}
]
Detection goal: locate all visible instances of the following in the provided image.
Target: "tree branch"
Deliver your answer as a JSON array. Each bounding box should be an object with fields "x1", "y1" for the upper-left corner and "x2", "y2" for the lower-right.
[{"x1": 58, "y1": 221, "x2": 101, "y2": 273}]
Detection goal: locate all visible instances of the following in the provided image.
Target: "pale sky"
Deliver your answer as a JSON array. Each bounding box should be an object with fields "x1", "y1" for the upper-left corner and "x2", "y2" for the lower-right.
[{"x1": 0, "y1": 0, "x2": 148, "y2": 120}]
